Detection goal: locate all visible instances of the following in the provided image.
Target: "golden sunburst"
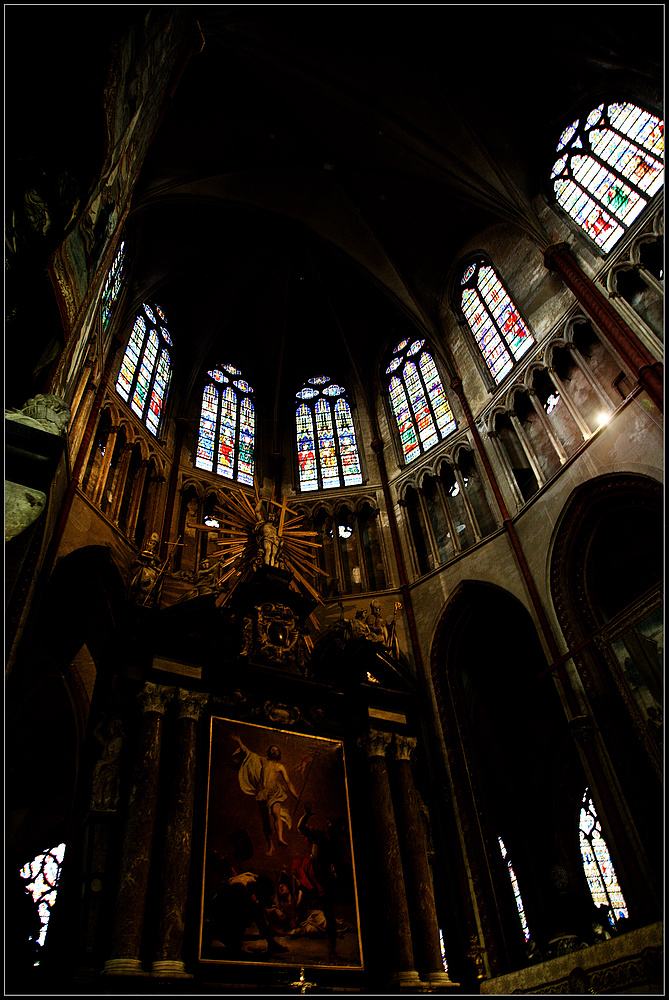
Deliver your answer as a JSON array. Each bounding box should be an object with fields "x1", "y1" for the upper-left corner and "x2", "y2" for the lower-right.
[{"x1": 209, "y1": 478, "x2": 326, "y2": 631}]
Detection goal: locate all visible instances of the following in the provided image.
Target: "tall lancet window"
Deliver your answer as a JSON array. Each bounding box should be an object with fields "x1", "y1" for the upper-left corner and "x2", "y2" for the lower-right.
[
  {"x1": 115, "y1": 301, "x2": 172, "y2": 436},
  {"x1": 551, "y1": 103, "x2": 664, "y2": 253},
  {"x1": 195, "y1": 366, "x2": 255, "y2": 485},
  {"x1": 296, "y1": 376, "x2": 362, "y2": 491},
  {"x1": 460, "y1": 260, "x2": 534, "y2": 385},
  {"x1": 386, "y1": 337, "x2": 456, "y2": 464},
  {"x1": 102, "y1": 240, "x2": 125, "y2": 329},
  {"x1": 579, "y1": 789, "x2": 629, "y2": 927}
]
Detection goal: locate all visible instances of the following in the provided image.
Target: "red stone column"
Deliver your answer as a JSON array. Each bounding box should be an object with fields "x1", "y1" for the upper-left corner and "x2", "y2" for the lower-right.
[
  {"x1": 103, "y1": 683, "x2": 173, "y2": 976},
  {"x1": 151, "y1": 690, "x2": 209, "y2": 977},
  {"x1": 357, "y1": 730, "x2": 422, "y2": 989},
  {"x1": 389, "y1": 735, "x2": 458, "y2": 987},
  {"x1": 544, "y1": 242, "x2": 663, "y2": 412}
]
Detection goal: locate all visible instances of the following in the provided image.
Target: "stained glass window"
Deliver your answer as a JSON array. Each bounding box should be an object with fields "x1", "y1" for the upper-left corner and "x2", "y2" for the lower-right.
[
  {"x1": 387, "y1": 338, "x2": 456, "y2": 462},
  {"x1": 498, "y1": 837, "x2": 531, "y2": 942},
  {"x1": 19, "y1": 843, "x2": 66, "y2": 962},
  {"x1": 460, "y1": 260, "x2": 535, "y2": 384},
  {"x1": 551, "y1": 103, "x2": 664, "y2": 253},
  {"x1": 195, "y1": 365, "x2": 255, "y2": 485},
  {"x1": 115, "y1": 301, "x2": 172, "y2": 436},
  {"x1": 579, "y1": 789, "x2": 629, "y2": 927},
  {"x1": 295, "y1": 377, "x2": 362, "y2": 491},
  {"x1": 102, "y1": 241, "x2": 125, "y2": 329}
]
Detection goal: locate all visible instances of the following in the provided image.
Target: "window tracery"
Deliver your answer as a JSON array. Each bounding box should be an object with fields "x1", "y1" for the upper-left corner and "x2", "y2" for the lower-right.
[
  {"x1": 579, "y1": 789, "x2": 628, "y2": 926},
  {"x1": 102, "y1": 241, "x2": 125, "y2": 330},
  {"x1": 195, "y1": 366, "x2": 255, "y2": 485},
  {"x1": 19, "y1": 843, "x2": 66, "y2": 960},
  {"x1": 386, "y1": 339, "x2": 456, "y2": 463},
  {"x1": 115, "y1": 302, "x2": 172, "y2": 436},
  {"x1": 295, "y1": 377, "x2": 362, "y2": 491},
  {"x1": 551, "y1": 103, "x2": 664, "y2": 252},
  {"x1": 459, "y1": 259, "x2": 534, "y2": 384},
  {"x1": 498, "y1": 837, "x2": 531, "y2": 942}
]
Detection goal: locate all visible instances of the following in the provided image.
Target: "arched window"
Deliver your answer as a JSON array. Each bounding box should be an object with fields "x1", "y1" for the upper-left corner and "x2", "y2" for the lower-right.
[
  {"x1": 460, "y1": 260, "x2": 534, "y2": 384},
  {"x1": 102, "y1": 240, "x2": 125, "y2": 329},
  {"x1": 296, "y1": 376, "x2": 362, "y2": 491},
  {"x1": 498, "y1": 837, "x2": 531, "y2": 943},
  {"x1": 19, "y1": 843, "x2": 66, "y2": 961},
  {"x1": 551, "y1": 103, "x2": 664, "y2": 253},
  {"x1": 579, "y1": 789, "x2": 629, "y2": 927},
  {"x1": 386, "y1": 338, "x2": 456, "y2": 463},
  {"x1": 195, "y1": 366, "x2": 255, "y2": 485},
  {"x1": 115, "y1": 302, "x2": 172, "y2": 437}
]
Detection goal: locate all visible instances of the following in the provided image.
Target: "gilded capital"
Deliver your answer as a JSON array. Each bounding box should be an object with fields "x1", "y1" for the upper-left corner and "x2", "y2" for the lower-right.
[
  {"x1": 177, "y1": 688, "x2": 209, "y2": 721},
  {"x1": 139, "y1": 682, "x2": 174, "y2": 715},
  {"x1": 391, "y1": 734, "x2": 417, "y2": 761},
  {"x1": 357, "y1": 730, "x2": 392, "y2": 758}
]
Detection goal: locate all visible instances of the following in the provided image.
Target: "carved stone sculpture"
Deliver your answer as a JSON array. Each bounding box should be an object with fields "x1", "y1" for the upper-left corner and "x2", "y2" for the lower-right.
[
  {"x1": 126, "y1": 532, "x2": 163, "y2": 607},
  {"x1": 91, "y1": 718, "x2": 125, "y2": 812},
  {"x1": 6, "y1": 393, "x2": 70, "y2": 437}
]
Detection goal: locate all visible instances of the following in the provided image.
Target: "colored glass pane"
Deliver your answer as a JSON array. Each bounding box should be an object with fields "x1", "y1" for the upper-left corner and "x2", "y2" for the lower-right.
[
  {"x1": 156, "y1": 305, "x2": 166, "y2": 320},
  {"x1": 462, "y1": 287, "x2": 513, "y2": 382},
  {"x1": 233, "y1": 379, "x2": 252, "y2": 392},
  {"x1": 389, "y1": 375, "x2": 419, "y2": 462},
  {"x1": 420, "y1": 351, "x2": 456, "y2": 436},
  {"x1": 393, "y1": 338, "x2": 410, "y2": 353},
  {"x1": 557, "y1": 119, "x2": 579, "y2": 151},
  {"x1": 20, "y1": 843, "x2": 66, "y2": 956},
  {"x1": 296, "y1": 388, "x2": 319, "y2": 399},
  {"x1": 144, "y1": 304, "x2": 156, "y2": 323},
  {"x1": 195, "y1": 382, "x2": 219, "y2": 472},
  {"x1": 552, "y1": 103, "x2": 664, "y2": 252},
  {"x1": 461, "y1": 263, "x2": 476, "y2": 284},
  {"x1": 407, "y1": 338, "x2": 425, "y2": 356},
  {"x1": 323, "y1": 384, "x2": 345, "y2": 396},
  {"x1": 146, "y1": 347, "x2": 170, "y2": 436},
  {"x1": 217, "y1": 387, "x2": 237, "y2": 479},
  {"x1": 315, "y1": 398, "x2": 340, "y2": 489},
  {"x1": 308, "y1": 375, "x2": 329, "y2": 385},
  {"x1": 208, "y1": 369, "x2": 227, "y2": 383},
  {"x1": 499, "y1": 838, "x2": 531, "y2": 942},
  {"x1": 131, "y1": 329, "x2": 159, "y2": 417},
  {"x1": 223, "y1": 364, "x2": 241, "y2": 375},
  {"x1": 116, "y1": 315, "x2": 146, "y2": 401},
  {"x1": 461, "y1": 262, "x2": 534, "y2": 383},
  {"x1": 102, "y1": 241, "x2": 125, "y2": 329},
  {"x1": 237, "y1": 397, "x2": 255, "y2": 485},
  {"x1": 296, "y1": 402, "x2": 318, "y2": 490},
  {"x1": 386, "y1": 356, "x2": 402, "y2": 374},
  {"x1": 404, "y1": 360, "x2": 438, "y2": 450},
  {"x1": 335, "y1": 398, "x2": 363, "y2": 485},
  {"x1": 579, "y1": 790, "x2": 628, "y2": 926}
]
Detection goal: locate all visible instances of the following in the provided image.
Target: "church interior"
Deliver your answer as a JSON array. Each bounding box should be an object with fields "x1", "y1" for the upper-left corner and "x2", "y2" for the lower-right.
[{"x1": 5, "y1": 6, "x2": 664, "y2": 995}]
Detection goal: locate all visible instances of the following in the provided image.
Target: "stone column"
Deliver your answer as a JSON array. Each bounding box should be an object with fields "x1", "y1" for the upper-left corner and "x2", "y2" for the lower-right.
[
  {"x1": 565, "y1": 341, "x2": 616, "y2": 413},
  {"x1": 452, "y1": 464, "x2": 483, "y2": 541},
  {"x1": 151, "y1": 689, "x2": 209, "y2": 977},
  {"x1": 389, "y1": 736, "x2": 457, "y2": 987},
  {"x1": 544, "y1": 242, "x2": 663, "y2": 412},
  {"x1": 416, "y1": 487, "x2": 440, "y2": 568},
  {"x1": 527, "y1": 389, "x2": 569, "y2": 464},
  {"x1": 508, "y1": 412, "x2": 546, "y2": 487},
  {"x1": 92, "y1": 425, "x2": 120, "y2": 506},
  {"x1": 357, "y1": 730, "x2": 422, "y2": 989},
  {"x1": 103, "y1": 683, "x2": 174, "y2": 976},
  {"x1": 109, "y1": 444, "x2": 134, "y2": 524},
  {"x1": 125, "y1": 460, "x2": 151, "y2": 540}
]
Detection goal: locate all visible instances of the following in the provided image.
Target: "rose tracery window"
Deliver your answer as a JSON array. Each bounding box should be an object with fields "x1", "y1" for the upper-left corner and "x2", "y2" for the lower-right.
[
  {"x1": 115, "y1": 302, "x2": 172, "y2": 436},
  {"x1": 195, "y1": 366, "x2": 255, "y2": 485},
  {"x1": 386, "y1": 338, "x2": 456, "y2": 463},
  {"x1": 551, "y1": 103, "x2": 664, "y2": 253},
  {"x1": 460, "y1": 260, "x2": 535, "y2": 384},
  {"x1": 296, "y1": 376, "x2": 362, "y2": 491}
]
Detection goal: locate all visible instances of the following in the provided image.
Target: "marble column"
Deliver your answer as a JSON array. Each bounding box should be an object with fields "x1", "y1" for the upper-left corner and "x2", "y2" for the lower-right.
[
  {"x1": 151, "y1": 689, "x2": 209, "y2": 977},
  {"x1": 357, "y1": 730, "x2": 422, "y2": 989},
  {"x1": 103, "y1": 683, "x2": 174, "y2": 976},
  {"x1": 390, "y1": 736, "x2": 457, "y2": 987}
]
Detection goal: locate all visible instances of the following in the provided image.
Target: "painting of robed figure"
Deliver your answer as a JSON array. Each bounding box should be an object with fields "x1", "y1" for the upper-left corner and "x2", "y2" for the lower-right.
[{"x1": 199, "y1": 717, "x2": 363, "y2": 969}]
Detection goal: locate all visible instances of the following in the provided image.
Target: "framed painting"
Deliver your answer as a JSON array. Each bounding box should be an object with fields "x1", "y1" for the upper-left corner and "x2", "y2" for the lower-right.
[{"x1": 199, "y1": 716, "x2": 363, "y2": 970}]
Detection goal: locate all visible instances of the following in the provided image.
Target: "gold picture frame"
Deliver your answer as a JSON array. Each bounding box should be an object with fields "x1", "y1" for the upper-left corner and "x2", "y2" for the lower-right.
[{"x1": 199, "y1": 716, "x2": 363, "y2": 970}]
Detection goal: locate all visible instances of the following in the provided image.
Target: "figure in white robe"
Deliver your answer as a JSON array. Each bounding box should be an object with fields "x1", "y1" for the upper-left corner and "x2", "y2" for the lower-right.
[{"x1": 232, "y1": 733, "x2": 299, "y2": 855}]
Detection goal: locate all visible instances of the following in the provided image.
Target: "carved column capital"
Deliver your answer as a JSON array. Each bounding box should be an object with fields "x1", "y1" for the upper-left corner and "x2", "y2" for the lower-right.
[
  {"x1": 391, "y1": 734, "x2": 417, "y2": 761},
  {"x1": 357, "y1": 730, "x2": 392, "y2": 758},
  {"x1": 139, "y1": 682, "x2": 174, "y2": 715},
  {"x1": 176, "y1": 689, "x2": 209, "y2": 721}
]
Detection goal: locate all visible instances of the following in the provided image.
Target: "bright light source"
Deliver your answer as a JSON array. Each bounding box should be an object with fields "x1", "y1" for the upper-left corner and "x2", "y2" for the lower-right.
[{"x1": 596, "y1": 412, "x2": 611, "y2": 429}]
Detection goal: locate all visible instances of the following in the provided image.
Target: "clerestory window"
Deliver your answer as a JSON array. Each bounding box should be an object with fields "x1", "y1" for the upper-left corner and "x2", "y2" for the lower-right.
[
  {"x1": 460, "y1": 259, "x2": 535, "y2": 385},
  {"x1": 579, "y1": 789, "x2": 629, "y2": 927},
  {"x1": 195, "y1": 366, "x2": 255, "y2": 485},
  {"x1": 102, "y1": 240, "x2": 125, "y2": 330},
  {"x1": 115, "y1": 302, "x2": 172, "y2": 436},
  {"x1": 551, "y1": 102, "x2": 664, "y2": 253},
  {"x1": 386, "y1": 338, "x2": 456, "y2": 464},
  {"x1": 296, "y1": 376, "x2": 362, "y2": 491}
]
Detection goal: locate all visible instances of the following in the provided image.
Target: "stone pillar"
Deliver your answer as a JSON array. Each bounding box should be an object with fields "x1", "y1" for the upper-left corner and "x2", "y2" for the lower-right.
[
  {"x1": 103, "y1": 683, "x2": 173, "y2": 976},
  {"x1": 527, "y1": 389, "x2": 569, "y2": 464},
  {"x1": 126, "y1": 460, "x2": 151, "y2": 540},
  {"x1": 565, "y1": 341, "x2": 616, "y2": 413},
  {"x1": 416, "y1": 487, "x2": 440, "y2": 568},
  {"x1": 546, "y1": 366, "x2": 592, "y2": 440},
  {"x1": 110, "y1": 444, "x2": 134, "y2": 524},
  {"x1": 151, "y1": 689, "x2": 209, "y2": 977},
  {"x1": 357, "y1": 730, "x2": 422, "y2": 989},
  {"x1": 452, "y1": 463, "x2": 483, "y2": 541},
  {"x1": 389, "y1": 736, "x2": 457, "y2": 987},
  {"x1": 508, "y1": 411, "x2": 546, "y2": 487},
  {"x1": 92, "y1": 425, "x2": 120, "y2": 506},
  {"x1": 544, "y1": 242, "x2": 663, "y2": 411}
]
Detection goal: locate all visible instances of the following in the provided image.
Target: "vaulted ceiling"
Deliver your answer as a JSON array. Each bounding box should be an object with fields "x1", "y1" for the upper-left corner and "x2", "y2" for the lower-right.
[{"x1": 7, "y1": 6, "x2": 663, "y2": 418}]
